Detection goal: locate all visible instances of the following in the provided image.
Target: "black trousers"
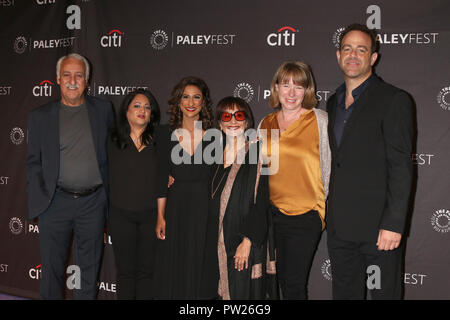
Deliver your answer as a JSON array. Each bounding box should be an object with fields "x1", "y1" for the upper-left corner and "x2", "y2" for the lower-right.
[
  {"x1": 327, "y1": 231, "x2": 404, "y2": 300},
  {"x1": 37, "y1": 187, "x2": 106, "y2": 300},
  {"x1": 272, "y1": 206, "x2": 322, "y2": 300},
  {"x1": 108, "y1": 205, "x2": 157, "y2": 300}
]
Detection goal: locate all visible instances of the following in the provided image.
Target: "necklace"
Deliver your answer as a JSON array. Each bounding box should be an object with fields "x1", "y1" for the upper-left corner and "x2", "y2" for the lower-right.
[{"x1": 211, "y1": 164, "x2": 229, "y2": 199}]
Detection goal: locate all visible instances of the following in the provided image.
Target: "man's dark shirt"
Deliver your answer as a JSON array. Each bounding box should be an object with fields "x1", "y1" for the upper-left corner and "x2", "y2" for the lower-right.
[
  {"x1": 58, "y1": 102, "x2": 103, "y2": 190},
  {"x1": 333, "y1": 74, "x2": 375, "y2": 147}
]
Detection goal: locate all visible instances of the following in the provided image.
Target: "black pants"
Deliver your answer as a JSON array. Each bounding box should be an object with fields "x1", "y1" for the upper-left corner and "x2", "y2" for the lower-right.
[
  {"x1": 327, "y1": 231, "x2": 404, "y2": 300},
  {"x1": 272, "y1": 207, "x2": 322, "y2": 300},
  {"x1": 38, "y1": 187, "x2": 106, "y2": 300},
  {"x1": 108, "y1": 205, "x2": 157, "y2": 300}
]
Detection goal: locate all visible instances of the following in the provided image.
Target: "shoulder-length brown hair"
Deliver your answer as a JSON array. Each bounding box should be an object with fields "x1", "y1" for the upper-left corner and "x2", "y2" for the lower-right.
[
  {"x1": 168, "y1": 76, "x2": 213, "y2": 131},
  {"x1": 269, "y1": 61, "x2": 318, "y2": 110}
]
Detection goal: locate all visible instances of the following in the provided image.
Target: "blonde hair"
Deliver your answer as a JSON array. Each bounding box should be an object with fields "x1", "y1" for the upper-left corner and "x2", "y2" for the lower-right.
[{"x1": 269, "y1": 61, "x2": 317, "y2": 109}]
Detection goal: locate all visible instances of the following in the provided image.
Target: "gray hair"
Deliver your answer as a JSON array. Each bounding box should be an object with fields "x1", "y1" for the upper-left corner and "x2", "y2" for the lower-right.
[{"x1": 56, "y1": 53, "x2": 90, "y2": 81}]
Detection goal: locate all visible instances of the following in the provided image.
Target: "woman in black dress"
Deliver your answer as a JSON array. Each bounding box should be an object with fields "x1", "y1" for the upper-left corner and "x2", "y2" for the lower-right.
[
  {"x1": 153, "y1": 76, "x2": 215, "y2": 299},
  {"x1": 107, "y1": 88, "x2": 163, "y2": 299},
  {"x1": 205, "y1": 96, "x2": 269, "y2": 299}
]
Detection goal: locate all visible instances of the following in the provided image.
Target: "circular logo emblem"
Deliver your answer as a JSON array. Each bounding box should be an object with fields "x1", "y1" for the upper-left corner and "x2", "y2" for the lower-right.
[
  {"x1": 10, "y1": 127, "x2": 25, "y2": 145},
  {"x1": 437, "y1": 87, "x2": 450, "y2": 111},
  {"x1": 150, "y1": 30, "x2": 168, "y2": 50},
  {"x1": 234, "y1": 82, "x2": 254, "y2": 103},
  {"x1": 14, "y1": 36, "x2": 28, "y2": 54},
  {"x1": 431, "y1": 209, "x2": 450, "y2": 233},
  {"x1": 321, "y1": 259, "x2": 332, "y2": 281},
  {"x1": 9, "y1": 217, "x2": 23, "y2": 235},
  {"x1": 332, "y1": 27, "x2": 345, "y2": 49}
]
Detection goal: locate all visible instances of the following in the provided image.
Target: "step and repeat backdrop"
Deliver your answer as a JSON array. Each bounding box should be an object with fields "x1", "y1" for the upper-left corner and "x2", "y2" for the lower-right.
[{"x1": 0, "y1": 0, "x2": 449, "y2": 300}]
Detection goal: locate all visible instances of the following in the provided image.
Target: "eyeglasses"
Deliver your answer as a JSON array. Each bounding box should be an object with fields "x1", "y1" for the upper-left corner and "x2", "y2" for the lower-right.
[{"x1": 221, "y1": 111, "x2": 246, "y2": 122}]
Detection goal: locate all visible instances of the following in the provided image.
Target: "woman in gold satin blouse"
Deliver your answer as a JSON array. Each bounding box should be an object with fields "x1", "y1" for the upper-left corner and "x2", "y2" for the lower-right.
[{"x1": 259, "y1": 61, "x2": 331, "y2": 300}]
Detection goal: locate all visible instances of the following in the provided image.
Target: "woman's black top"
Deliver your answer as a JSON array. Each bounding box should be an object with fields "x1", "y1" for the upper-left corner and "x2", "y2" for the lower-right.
[{"x1": 108, "y1": 135, "x2": 163, "y2": 212}]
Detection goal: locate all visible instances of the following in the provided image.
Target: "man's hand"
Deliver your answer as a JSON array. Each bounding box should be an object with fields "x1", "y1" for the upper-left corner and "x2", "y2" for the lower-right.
[{"x1": 377, "y1": 229, "x2": 401, "y2": 251}]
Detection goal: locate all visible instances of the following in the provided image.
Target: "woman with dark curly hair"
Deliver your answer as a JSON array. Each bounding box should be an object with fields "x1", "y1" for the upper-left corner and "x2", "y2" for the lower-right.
[
  {"x1": 107, "y1": 88, "x2": 164, "y2": 299},
  {"x1": 153, "y1": 76, "x2": 216, "y2": 299}
]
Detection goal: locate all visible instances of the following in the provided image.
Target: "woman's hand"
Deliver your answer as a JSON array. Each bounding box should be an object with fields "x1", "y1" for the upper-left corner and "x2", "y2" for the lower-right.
[
  {"x1": 234, "y1": 237, "x2": 251, "y2": 271},
  {"x1": 155, "y1": 216, "x2": 166, "y2": 240},
  {"x1": 168, "y1": 175, "x2": 175, "y2": 188}
]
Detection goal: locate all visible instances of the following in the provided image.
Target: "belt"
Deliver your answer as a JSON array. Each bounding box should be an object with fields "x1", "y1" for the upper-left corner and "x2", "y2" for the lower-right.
[{"x1": 56, "y1": 184, "x2": 102, "y2": 198}]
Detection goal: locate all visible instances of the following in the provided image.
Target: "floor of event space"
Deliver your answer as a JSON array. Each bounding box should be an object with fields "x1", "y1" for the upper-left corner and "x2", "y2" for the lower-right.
[{"x1": 0, "y1": 292, "x2": 28, "y2": 300}]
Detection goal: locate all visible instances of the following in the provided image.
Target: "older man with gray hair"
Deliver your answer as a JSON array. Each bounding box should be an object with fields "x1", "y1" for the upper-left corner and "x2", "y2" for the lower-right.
[{"x1": 26, "y1": 53, "x2": 114, "y2": 299}]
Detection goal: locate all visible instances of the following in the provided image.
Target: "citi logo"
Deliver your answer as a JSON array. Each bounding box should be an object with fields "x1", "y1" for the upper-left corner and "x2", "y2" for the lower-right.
[
  {"x1": 33, "y1": 80, "x2": 53, "y2": 97},
  {"x1": 36, "y1": 0, "x2": 55, "y2": 4},
  {"x1": 29, "y1": 264, "x2": 42, "y2": 280},
  {"x1": 101, "y1": 29, "x2": 123, "y2": 48},
  {"x1": 267, "y1": 26, "x2": 298, "y2": 47}
]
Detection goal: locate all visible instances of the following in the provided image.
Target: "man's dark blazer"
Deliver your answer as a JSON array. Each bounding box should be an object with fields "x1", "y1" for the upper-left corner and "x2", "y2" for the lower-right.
[
  {"x1": 326, "y1": 76, "x2": 414, "y2": 242},
  {"x1": 26, "y1": 95, "x2": 114, "y2": 220}
]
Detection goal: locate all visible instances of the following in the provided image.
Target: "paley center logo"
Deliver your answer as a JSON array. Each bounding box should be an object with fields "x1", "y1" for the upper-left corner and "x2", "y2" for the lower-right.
[
  {"x1": 437, "y1": 87, "x2": 450, "y2": 111},
  {"x1": 150, "y1": 30, "x2": 169, "y2": 50},
  {"x1": 332, "y1": 27, "x2": 345, "y2": 49},
  {"x1": 321, "y1": 259, "x2": 332, "y2": 281},
  {"x1": 267, "y1": 26, "x2": 298, "y2": 47},
  {"x1": 9, "y1": 216, "x2": 39, "y2": 235},
  {"x1": 101, "y1": 29, "x2": 124, "y2": 48},
  {"x1": 10, "y1": 127, "x2": 25, "y2": 145},
  {"x1": 14, "y1": 36, "x2": 27, "y2": 54},
  {"x1": 33, "y1": 80, "x2": 54, "y2": 97},
  {"x1": 431, "y1": 209, "x2": 450, "y2": 233},
  {"x1": 9, "y1": 217, "x2": 24, "y2": 235},
  {"x1": 234, "y1": 82, "x2": 255, "y2": 103}
]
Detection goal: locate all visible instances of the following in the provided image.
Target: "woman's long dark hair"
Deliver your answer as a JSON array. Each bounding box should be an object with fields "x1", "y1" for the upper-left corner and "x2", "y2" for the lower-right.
[
  {"x1": 111, "y1": 88, "x2": 160, "y2": 149},
  {"x1": 167, "y1": 76, "x2": 213, "y2": 131}
]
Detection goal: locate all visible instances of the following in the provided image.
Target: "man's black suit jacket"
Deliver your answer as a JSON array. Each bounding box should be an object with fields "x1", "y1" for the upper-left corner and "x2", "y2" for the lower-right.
[
  {"x1": 26, "y1": 95, "x2": 114, "y2": 220},
  {"x1": 326, "y1": 76, "x2": 414, "y2": 242}
]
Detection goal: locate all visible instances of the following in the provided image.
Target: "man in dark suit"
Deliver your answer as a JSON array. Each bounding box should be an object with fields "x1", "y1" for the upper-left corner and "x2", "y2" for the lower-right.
[
  {"x1": 26, "y1": 53, "x2": 113, "y2": 299},
  {"x1": 326, "y1": 24, "x2": 414, "y2": 299}
]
